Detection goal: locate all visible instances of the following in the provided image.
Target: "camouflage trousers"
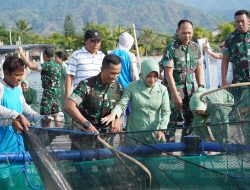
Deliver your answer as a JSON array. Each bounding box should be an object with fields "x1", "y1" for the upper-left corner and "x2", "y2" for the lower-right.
[
  {"x1": 40, "y1": 89, "x2": 59, "y2": 115},
  {"x1": 166, "y1": 94, "x2": 194, "y2": 142}
]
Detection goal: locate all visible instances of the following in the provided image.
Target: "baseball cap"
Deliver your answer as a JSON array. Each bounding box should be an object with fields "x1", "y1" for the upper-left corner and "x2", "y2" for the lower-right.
[{"x1": 84, "y1": 29, "x2": 102, "y2": 40}]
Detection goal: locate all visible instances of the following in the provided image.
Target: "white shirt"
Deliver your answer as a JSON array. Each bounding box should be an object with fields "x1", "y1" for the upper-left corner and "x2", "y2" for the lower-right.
[{"x1": 67, "y1": 47, "x2": 105, "y2": 88}]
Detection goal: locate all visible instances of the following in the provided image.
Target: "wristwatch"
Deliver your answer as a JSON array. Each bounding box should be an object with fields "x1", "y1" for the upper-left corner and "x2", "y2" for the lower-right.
[
  {"x1": 83, "y1": 121, "x2": 91, "y2": 129},
  {"x1": 198, "y1": 84, "x2": 205, "y2": 88}
]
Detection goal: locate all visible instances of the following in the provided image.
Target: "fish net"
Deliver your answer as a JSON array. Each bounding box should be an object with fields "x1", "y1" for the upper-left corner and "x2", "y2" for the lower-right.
[
  {"x1": 0, "y1": 124, "x2": 150, "y2": 190},
  {"x1": 0, "y1": 83, "x2": 249, "y2": 190}
]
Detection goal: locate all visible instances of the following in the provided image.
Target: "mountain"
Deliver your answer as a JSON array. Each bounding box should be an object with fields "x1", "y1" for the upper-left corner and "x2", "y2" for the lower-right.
[
  {"x1": 0, "y1": 0, "x2": 247, "y2": 36},
  {"x1": 172, "y1": 0, "x2": 250, "y2": 21}
]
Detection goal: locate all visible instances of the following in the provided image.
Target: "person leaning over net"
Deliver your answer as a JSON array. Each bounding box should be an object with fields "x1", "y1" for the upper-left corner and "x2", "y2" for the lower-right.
[
  {"x1": 101, "y1": 59, "x2": 171, "y2": 146},
  {"x1": 64, "y1": 54, "x2": 123, "y2": 149},
  {"x1": 0, "y1": 56, "x2": 45, "y2": 153},
  {"x1": 189, "y1": 87, "x2": 234, "y2": 143}
]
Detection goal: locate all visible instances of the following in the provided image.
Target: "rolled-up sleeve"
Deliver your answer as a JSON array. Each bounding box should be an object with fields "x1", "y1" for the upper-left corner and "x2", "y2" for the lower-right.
[
  {"x1": 162, "y1": 45, "x2": 175, "y2": 68},
  {"x1": 68, "y1": 81, "x2": 87, "y2": 106},
  {"x1": 68, "y1": 93, "x2": 82, "y2": 106}
]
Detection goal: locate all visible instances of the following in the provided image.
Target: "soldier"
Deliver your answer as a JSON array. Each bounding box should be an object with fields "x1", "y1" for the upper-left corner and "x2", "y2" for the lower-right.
[
  {"x1": 64, "y1": 54, "x2": 123, "y2": 149},
  {"x1": 221, "y1": 10, "x2": 250, "y2": 87},
  {"x1": 19, "y1": 47, "x2": 61, "y2": 127},
  {"x1": 161, "y1": 19, "x2": 204, "y2": 142},
  {"x1": 55, "y1": 51, "x2": 72, "y2": 125}
]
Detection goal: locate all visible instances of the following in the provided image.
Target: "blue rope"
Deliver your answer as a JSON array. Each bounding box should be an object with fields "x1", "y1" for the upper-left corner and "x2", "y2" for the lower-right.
[
  {"x1": 0, "y1": 131, "x2": 43, "y2": 189},
  {"x1": 18, "y1": 133, "x2": 43, "y2": 190}
]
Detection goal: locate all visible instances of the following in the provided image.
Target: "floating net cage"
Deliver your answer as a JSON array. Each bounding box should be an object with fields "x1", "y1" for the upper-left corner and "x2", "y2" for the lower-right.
[{"x1": 0, "y1": 83, "x2": 249, "y2": 190}]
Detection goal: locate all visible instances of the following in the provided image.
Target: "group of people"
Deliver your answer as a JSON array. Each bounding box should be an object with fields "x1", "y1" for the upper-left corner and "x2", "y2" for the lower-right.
[{"x1": 0, "y1": 9, "x2": 249, "y2": 153}]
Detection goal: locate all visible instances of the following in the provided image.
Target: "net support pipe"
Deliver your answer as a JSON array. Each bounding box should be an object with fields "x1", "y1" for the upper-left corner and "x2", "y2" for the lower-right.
[{"x1": 1, "y1": 142, "x2": 249, "y2": 162}]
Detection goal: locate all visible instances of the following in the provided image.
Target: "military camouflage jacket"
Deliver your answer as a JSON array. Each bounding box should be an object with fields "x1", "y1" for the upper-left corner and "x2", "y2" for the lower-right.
[
  {"x1": 69, "y1": 73, "x2": 122, "y2": 129},
  {"x1": 223, "y1": 29, "x2": 250, "y2": 83},
  {"x1": 40, "y1": 60, "x2": 61, "y2": 94},
  {"x1": 161, "y1": 40, "x2": 202, "y2": 98}
]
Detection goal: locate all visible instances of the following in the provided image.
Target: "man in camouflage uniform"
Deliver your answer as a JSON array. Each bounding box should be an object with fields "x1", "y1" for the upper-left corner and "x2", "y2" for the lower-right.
[
  {"x1": 222, "y1": 10, "x2": 250, "y2": 86},
  {"x1": 161, "y1": 19, "x2": 204, "y2": 142},
  {"x1": 19, "y1": 47, "x2": 61, "y2": 126},
  {"x1": 64, "y1": 54, "x2": 122, "y2": 149}
]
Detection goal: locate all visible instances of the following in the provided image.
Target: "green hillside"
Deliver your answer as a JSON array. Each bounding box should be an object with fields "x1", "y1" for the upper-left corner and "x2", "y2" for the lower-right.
[
  {"x1": 0, "y1": 0, "x2": 221, "y2": 36},
  {"x1": 172, "y1": 0, "x2": 250, "y2": 21}
]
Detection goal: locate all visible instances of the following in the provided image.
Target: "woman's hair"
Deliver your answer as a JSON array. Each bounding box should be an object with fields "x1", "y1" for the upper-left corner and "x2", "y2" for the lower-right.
[
  {"x1": 55, "y1": 51, "x2": 68, "y2": 61},
  {"x1": 3, "y1": 55, "x2": 26, "y2": 73}
]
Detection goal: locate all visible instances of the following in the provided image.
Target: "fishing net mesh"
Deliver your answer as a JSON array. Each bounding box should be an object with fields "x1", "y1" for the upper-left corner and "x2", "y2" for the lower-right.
[{"x1": 0, "y1": 83, "x2": 250, "y2": 190}]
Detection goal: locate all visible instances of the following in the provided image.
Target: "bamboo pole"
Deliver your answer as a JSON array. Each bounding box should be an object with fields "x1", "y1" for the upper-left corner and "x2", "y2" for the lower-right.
[{"x1": 132, "y1": 24, "x2": 141, "y2": 72}]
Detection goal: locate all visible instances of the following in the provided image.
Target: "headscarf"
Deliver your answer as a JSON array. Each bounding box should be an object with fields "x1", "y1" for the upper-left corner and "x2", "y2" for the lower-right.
[
  {"x1": 21, "y1": 79, "x2": 30, "y2": 87},
  {"x1": 117, "y1": 32, "x2": 134, "y2": 51},
  {"x1": 189, "y1": 87, "x2": 207, "y2": 111},
  {"x1": 141, "y1": 59, "x2": 159, "y2": 83}
]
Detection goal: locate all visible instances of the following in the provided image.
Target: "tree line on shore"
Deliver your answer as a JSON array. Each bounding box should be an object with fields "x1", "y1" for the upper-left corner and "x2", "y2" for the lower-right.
[{"x1": 0, "y1": 15, "x2": 235, "y2": 56}]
